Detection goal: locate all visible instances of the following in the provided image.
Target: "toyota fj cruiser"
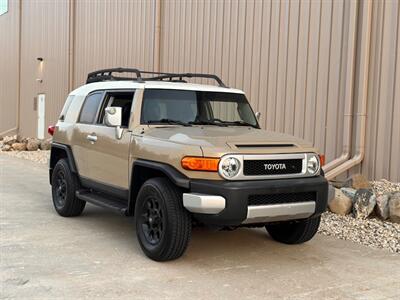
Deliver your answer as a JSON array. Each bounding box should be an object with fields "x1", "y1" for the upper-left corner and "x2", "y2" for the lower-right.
[{"x1": 49, "y1": 68, "x2": 328, "y2": 261}]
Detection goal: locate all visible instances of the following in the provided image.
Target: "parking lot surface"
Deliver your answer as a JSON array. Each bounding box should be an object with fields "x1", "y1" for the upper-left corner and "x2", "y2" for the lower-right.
[{"x1": 1, "y1": 155, "x2": 399, "y2": 299}]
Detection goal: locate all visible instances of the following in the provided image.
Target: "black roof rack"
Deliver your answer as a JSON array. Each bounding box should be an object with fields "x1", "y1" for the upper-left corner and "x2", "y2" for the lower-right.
[{"x1": 86, "y1": 68, "x2": 227, "y2": 88}]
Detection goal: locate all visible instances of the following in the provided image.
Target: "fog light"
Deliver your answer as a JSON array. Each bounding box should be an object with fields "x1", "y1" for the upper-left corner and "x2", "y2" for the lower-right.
[{"x1": 219, "y1": 157, "x2": 241, "y2": 179}]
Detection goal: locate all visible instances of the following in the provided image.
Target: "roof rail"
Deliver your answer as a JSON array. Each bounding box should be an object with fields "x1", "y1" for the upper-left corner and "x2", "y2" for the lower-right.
[{"x1": 86, "y1": 68, "x2": 227, "y2": 88}]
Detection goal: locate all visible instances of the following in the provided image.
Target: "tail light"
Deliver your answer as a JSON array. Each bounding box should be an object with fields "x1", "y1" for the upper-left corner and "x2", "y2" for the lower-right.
[{"x1": 48, "y1": 125, "x2": 55, "y2": 136}]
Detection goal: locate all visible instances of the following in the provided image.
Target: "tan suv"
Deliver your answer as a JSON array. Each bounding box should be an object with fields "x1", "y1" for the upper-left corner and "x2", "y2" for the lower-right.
[{"x1": 49, "y1": 68, "x2": 328, "y2": 261}]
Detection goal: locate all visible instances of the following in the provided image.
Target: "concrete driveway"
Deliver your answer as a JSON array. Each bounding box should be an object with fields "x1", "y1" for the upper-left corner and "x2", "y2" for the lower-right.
[{"x1": 1, "y1": 155, "x2": 399, "y2": 300}]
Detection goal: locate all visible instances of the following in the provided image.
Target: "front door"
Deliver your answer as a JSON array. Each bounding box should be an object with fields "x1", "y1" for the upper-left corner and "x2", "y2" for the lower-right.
[{"x1": 80, "y1": 90, "x2": 135, "y2": 195}]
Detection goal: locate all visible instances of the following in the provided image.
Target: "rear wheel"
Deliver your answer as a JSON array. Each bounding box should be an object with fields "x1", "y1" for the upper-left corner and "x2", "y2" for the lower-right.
[
  {"x1": 51, "y1": 159, "x2": 85, "y2": 217},
  {"x1": 135, "y1": 177, "x2": 191, "y2": 261},
  {"x1": 265, "y1": 216, "x2": 321, "y2": 244}
]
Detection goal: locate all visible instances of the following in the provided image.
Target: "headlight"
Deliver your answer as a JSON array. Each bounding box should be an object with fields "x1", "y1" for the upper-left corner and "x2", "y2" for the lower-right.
[
  {"x1": 219, "y1": 156, "x2": 241, "y2": 179},
  {"x1": 307, "y1": 154, "x2": 320, "y2": 175}
]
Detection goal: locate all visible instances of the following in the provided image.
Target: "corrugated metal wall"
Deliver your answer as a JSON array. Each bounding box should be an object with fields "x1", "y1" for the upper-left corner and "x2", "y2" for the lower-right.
[
  {"x1": 72, "y1": 0, "x2": 155, "y2": 86},
  {"x1": 0, "y1": 0, "x2": 399, "y2": 181},
  {"x1": 0, "y1": 0, "x2": 19, "y2": 135},
  {"x1": 361, "y1": 0, "x2": 400, "y2": 181},
  {"x1": 18, "y1": 0, "x2": 69, "y2": 138},
  {"x1": 160, "y1": 0, "x2": 357, "y2": 173}
]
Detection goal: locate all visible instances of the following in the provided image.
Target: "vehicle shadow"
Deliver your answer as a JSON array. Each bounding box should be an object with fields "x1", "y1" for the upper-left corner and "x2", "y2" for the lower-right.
[{"x1": 77, "y1": 203, "x2": 312, "y2": 265}]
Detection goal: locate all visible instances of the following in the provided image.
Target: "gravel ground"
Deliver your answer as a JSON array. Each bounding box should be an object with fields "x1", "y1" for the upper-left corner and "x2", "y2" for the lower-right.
[
  {"x1": 320, "y1": 179, "x2": 400, "y2": 254},
  {"x1": 371, "y1": 179, "x2": 400, "y2": 196},
  {"x1": 0, "y1": 149, "x2": 50, "y2": 164},
  {"x1": 319, "y1": 211, "x2": 400, "y2": 253},
  {"x1": 1, "y1": 149, "x2": 399, "y2": 253}
]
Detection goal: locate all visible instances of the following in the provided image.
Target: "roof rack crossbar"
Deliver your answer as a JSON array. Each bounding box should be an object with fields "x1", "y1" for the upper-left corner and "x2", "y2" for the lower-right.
[{"x1": 86, "y1": 68, "x2": 227, "y2": 87}]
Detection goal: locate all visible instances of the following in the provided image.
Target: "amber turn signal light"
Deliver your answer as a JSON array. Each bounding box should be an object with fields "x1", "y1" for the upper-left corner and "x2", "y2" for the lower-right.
[
  {"x1": 319, "y1": 154, "x2": 325, "y2": 166},
  {"x1": 181, "y1": 157, "x2": 220, "y2": 172}
]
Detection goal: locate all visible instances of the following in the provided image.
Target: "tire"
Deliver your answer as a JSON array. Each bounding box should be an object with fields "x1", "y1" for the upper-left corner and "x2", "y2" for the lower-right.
[
  {"x1": 135, "y1": 177, "x2": 191, "y2": 261},
  {"x1": 265, "y1": 216, "x2": 321, "y2": 244},
  {"x1": 51, "y1": 158, "x2": 86, "y2": 217}
]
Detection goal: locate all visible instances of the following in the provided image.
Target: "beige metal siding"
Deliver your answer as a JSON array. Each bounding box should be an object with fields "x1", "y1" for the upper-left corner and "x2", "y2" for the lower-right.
[
  {"x1": 160, "y1": 0, "x2": 356, "y2": 169},
  {"x1": 362, "y1": 0, "x2": 400, "y2": 181},
  {"x1": 18, "y1": 0, "x2": 69, "y2": 137},
  {"x1": 0, "y1": 0, "x2": 399, "y2": 181},
  {"x1": 72, "y1": 0, "x2": 155, "y2": 87},
  {"x1": 0, "y1": 0, "x2": 19, "y2": 135}
]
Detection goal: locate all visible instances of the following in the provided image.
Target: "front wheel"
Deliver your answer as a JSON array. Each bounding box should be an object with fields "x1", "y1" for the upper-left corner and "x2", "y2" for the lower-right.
[
  {"x1": 265, "y1": 216, "x2": 321, "y2": 244},
  {"x1": 135, "y1": 177, "x2": 191, "y2": 261}
]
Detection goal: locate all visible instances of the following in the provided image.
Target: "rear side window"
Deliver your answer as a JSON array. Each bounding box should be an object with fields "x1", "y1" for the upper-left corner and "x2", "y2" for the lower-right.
[
  {"x1": 59, "y1": 95, "x2": 74, "y2": 121},
  {"x1": 79, "y1": 92, "x2": 103, "y2": 124}
]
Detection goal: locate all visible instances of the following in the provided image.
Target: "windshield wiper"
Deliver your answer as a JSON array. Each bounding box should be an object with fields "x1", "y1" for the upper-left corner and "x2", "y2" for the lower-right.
[
  {"x1": 147, "y1": 119, "x2": 192, "y2": 127},
  {"x1": 188, "y1": 120, "x2": 228, "y2": 127},
  {"x1": 191, "y1": 120, "x2": 258, "y2": 128},
  {"x1": 223, "y1": 121, "x2": 259, "y2": 129}
]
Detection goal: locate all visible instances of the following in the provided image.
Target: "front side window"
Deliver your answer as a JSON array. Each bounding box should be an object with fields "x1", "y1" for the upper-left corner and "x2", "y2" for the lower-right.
[
  {"x1": 97, "y1": 91, "x2": 135, "y2": 127},
  {"x1": 0, "y1": 0, "x2": 8, "y2": 16},
  {"x1": 79, "y1": 92, "x2": 103, "y2": 124},
  {"x1": 141, "y1": 89, "x2": 258, "y2": 128}
]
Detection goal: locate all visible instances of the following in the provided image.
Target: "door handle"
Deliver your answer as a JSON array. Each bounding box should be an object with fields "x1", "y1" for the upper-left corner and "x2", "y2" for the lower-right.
[{"x1": 86, "y1": 134, "x2": 97, "y2": 143}]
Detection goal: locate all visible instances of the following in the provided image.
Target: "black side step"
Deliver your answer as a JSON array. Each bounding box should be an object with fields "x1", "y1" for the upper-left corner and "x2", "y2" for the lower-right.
[{"x1": 76, "y1": 190, "x2": 128, "y2": 216}]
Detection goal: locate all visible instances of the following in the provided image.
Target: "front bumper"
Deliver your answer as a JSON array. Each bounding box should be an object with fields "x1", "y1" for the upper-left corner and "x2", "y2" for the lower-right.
[{"x1": 185, "y1": 175, "x2": 328, "y2": 226}]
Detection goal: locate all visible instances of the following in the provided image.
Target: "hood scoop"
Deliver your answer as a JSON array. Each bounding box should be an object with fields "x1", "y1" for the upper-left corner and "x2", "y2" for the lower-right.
[{"x1": 234, "y1": 143, "x2": 296, "y2": 149}]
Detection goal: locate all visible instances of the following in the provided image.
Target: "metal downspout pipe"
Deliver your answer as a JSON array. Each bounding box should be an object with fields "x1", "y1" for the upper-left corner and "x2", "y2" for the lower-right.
[
  {"x1": 153, "y1": 0, "x2": 161, "y2": 72},
  {"x1": 323, "y1": 1, "x2": 358, "y2": 173},
  {"x1": 326, "y1": 0, "x2": 372, "y2": 180}
]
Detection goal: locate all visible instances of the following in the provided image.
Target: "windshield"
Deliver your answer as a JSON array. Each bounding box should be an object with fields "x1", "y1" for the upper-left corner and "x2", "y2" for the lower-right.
[{"x1": 141, "y1": 89, "x2": 259, "y2": 128}]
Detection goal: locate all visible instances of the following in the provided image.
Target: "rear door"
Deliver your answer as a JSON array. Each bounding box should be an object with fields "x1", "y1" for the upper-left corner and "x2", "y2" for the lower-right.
[{"x1": 72, "y1": 91, "x2": 104, "y2": 180}]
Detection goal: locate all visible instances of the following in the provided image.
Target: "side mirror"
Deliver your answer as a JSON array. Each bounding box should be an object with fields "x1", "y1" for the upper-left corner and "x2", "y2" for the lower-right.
[
  {"x1": 105, "y1": 107, "x2": 122, "y2": 127},
  {"x1": 104, "y1": 107, "x2": 123, "y2": 139},
  {"x1": 255, "y1": 111, "x2": 261, "y2": 121}
]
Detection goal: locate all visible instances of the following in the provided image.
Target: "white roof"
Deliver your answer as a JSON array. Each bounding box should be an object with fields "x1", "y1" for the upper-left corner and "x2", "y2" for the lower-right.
[{"x1": 70, "y1": 80, "x2": 244, "y2": 96}]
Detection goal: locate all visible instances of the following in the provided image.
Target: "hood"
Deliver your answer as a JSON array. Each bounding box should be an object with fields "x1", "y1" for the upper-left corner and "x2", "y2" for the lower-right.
[{"x1": 144, "y1": 126, "x2": 316, "y2": 156}]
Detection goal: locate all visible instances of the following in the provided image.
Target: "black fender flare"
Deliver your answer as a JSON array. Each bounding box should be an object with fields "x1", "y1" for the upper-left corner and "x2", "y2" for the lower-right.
[
  {"x1": 49, "y1": 143, "x2": 78, "y2": 184},
  {"x1": 131, "y1": 159, "x2": 190, "y2": 189},
  {"x1": 128, "y1": 159, "x2": 190, "y2": 215}
]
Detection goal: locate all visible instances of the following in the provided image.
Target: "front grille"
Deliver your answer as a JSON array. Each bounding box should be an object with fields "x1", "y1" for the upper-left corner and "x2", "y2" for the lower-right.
[
  {"x1": 243, "y1": 159, "x2": 303, "y2": 176},
  {"x1": 248, "y1": 192, "x2": 316, "y2": 206}
]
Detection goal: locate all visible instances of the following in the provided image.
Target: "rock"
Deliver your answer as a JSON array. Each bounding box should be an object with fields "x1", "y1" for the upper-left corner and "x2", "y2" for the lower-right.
[
  {"x1": 375, "y1": 194, "x2": 390, "y2": 220},
  {"x1": 26, "y1": 139, "x2": 40, "y2": 151},
  {"x1": 328, "y1": 184, "x2": 335, "y2": 202},
  {"x1": 343, "y1": 174, "x2": 371, "y2": 190},
  {"x1": 375, "y1": 194, "x2": 391, "y2": 220},
  {"x1": 39, "y1": 139, "x2": 51, "y2": 150},
  {"x1": 389, "y1": 192, "x2": 400, "y2": 223},
  {"x1": 3, "y1": 135, "x2": 18, "y2": 146},
  {"x1": 11, "y1": 142, "x2": 27, "y2": 151},
  {"x1": 2, "y1": 144, "x2": 12, "y2": 151},
  {"x1": 340, "y1": 187, "x2": 357, "y2": 201},
  {"x1": 353, "y1": 189, "x2": 376, "y2": 219},
  {"x1": 17, "y1": 136, "x2": 28, "y2": 144},
  {"x1": 328, "y1": 188, "x2": 353, "y2": 216}
]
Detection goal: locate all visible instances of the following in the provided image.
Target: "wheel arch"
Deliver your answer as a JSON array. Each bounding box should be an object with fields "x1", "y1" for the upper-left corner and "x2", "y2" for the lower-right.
[
  {"x1": 49, "y1": 143, "x2": 78, "y2": 184},
  {"x1": 128, "y1": 159, "x2": 190, "y2": 215}
]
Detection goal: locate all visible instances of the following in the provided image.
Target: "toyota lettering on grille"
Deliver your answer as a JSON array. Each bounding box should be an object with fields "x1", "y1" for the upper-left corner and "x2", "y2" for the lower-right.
[{"x1": 264, "y1": 163, "x2": 287, "y2": 171}]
